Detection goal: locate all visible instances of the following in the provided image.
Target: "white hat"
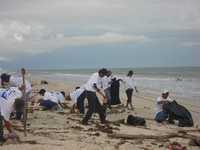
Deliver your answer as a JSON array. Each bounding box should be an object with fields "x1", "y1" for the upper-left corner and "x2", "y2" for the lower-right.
[{"x1": 162, "y1": 89, "x2": 169, "y2": 94}]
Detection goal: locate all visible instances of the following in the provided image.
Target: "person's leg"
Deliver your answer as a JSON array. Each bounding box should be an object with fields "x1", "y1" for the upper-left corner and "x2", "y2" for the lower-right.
[
  {"x1": 0, "y1": 115, "x2": 4, "y2": 143},
  {"x1": 155, "y1": 111, "x2": 168, "y2": 123},
  {"x1": 77, "y1": 91, "x2": 86, "y2": 114},
  {"x1": 82, "y1": 91, "x2": 96, "y2": 124},
  {"x1": 125, "y1": 89, "x2": 129, "y2": 107},
  {"x1": 129, "y1": 89, "x2": 133, "y2": 109},
  {"x1": 15, "y1": 98, "x2": 25, "y2": 120},
  {"x1": 71, "y1": 104, "x2": 76, "y2": 113},
  {"x1": 39, "y1": 100, "x2": 57, "y2": 110},
  {"x1": 126, "y1": 89, "x2": 133, "y2": 108}
]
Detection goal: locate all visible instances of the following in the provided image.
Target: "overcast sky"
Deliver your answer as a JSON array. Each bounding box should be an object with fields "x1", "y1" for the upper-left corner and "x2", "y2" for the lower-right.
[{"x1": 0, "y1": 0, "x2": 200, "y2": 69}]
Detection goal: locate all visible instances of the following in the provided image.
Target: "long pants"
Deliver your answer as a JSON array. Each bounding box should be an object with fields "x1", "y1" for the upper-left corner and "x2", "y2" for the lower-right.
[
  {"x1": 155, "y1": 111, "x2": 168, "y2": 123},
  {"x1": 104, "y1": 87, "x2": 111, "y2": 107},
  {"x1": 77, "y1": 91, "x2": 86, "y2": 114},
  {"x1": 126, "y1": 88, "x2": 133, "y2": 103},
  {"x1": 0, "y1": 115, "x2": 4, "y2": 142},
  {"x1": 40, "y1": 100, "x2": 57, "y2": 110},
  {"x1": 16, "y1": 91, "x2": 31, "y2": 120},
  {"x1": 82, "y1": 91, "x2": 106, "y2": 123}
]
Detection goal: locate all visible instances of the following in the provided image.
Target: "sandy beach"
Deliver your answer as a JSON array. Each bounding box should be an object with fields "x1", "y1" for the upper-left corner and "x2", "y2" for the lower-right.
[{"x1": 1, "y1": 78, "x2": 200, "y2": 150}]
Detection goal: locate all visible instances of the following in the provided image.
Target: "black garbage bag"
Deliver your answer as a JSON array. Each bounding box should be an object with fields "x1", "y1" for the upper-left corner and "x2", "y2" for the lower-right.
[
  {"x1": 110, "y1": 78, "x2": 121, "y2": 105},
  {"x1": 127, "y1": 115, "x2": 146, "y2": 126},
  {"x1": 163, "y1": 100, "x2": 194, "y2": 127}
]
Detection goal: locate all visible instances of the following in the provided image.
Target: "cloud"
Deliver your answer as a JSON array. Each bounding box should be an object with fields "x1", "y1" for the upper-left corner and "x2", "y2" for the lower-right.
[
  {"x1": 182, "y1": 42, "x2": 200, "y2": 47},
  {"x1": 0, "y1": 56, "x2": 10, "y2": 62},
  {"x1": 0, "y1": 0, "x2": 199, "y2": 67},
  {"x1": 1, "y1": 0, "x2": 200, "y2": 32},
  {"x1": 0, "y1": 20, "x2": 148, "y2": 59},
  {"x1": 61, "y1": 33, "x2": 148, "y2": 45}
]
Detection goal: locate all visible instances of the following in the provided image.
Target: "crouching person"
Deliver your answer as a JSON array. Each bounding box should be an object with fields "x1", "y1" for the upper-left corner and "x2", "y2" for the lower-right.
[
  {"x1": 0, "y1": 87, "x2": 23, "y2": 143},
  {"x1": 1, "y1": 72, "x2": 32, "y2": 120},
  {"x1": 38, "y1": 89, "x2": 62, "y2": 110},
  {"x1": 154, "y1": 90, "x2": 172, "y2": 123},
  {"x1": 67, "y1": 86, "x2": 86, "y2": 114}
]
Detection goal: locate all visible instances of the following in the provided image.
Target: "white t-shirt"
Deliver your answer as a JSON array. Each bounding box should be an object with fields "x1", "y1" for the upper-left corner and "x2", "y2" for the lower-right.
[
  {"x1": 10, "y1": 76, "x2": 32, "y2": 93},
  {"x1": 124, "y1": 76, "x2": 136, "y2": 89},
  {"x1": 43, "y1": 91, "x2": 59, "y2": 104},
  {"x1": 102, "y1": 76, "x2": 112, "y2": 90},
  {"x1": 155, "y1": 96, "x2": 172, "y2": 115},
  {"x1": 53, "y1": 92, "x2": 65, "y2": 103},
  {"x1": 0, "y1": 88, "x2": 5, "y2": 95},
  {"x1": 84, "y1": 73, "x2": 103, "y2": 92},
  {"x1": 0, "y1": 87, "x2": 22, "y2": 121},
  {"x1": 70, "y1": 88, "x2": 85, "y2": 104}
]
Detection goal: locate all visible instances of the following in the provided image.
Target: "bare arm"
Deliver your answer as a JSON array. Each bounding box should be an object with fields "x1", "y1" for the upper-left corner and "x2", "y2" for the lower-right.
[{"x1": 4, "y1": 120, "x2": 13, "y2": 133}]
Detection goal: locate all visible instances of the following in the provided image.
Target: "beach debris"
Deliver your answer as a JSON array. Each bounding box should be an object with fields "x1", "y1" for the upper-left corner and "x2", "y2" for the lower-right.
[
  {"x1": 167, "y1": 142, "x2": 187, "y2": 150},
  {"x1": 108, "y1": 132, "x2": 200, "y2": 141},
  {"x1": 114, "y1": 140, "x2": 127, "y2": 150},
  {"x1": 41, "y1": 80, "x2": 48, "y2": 85},
  {"x1": 70, "y1": 125, "x2": 84, "y2": 131},
  {"x1": 126, "y1": 115, "x2": 146, "y2": 126},
  {"x1": 158, "y1": 144, "x2": 164, "y2": 148},
  {"x1": 189, "y1": 138, "x2": 200, "y2": 147},
  {"x1": 87, "y1": 132, "x2": 100, "y2": 137},
  {"x1": 30, "y1": 129, "x2": 69, "y2": 137},
  {"x1": 95, "y1": 124, "x2": 114, "y2": 134}
]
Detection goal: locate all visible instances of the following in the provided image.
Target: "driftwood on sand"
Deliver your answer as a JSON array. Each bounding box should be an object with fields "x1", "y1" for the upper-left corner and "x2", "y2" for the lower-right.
[{"x1": 108, "y1": 131, "x2": 200, "y2": 141}]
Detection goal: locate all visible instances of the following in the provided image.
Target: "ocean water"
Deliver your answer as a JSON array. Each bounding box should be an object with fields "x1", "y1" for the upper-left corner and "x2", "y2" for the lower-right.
[
  {"x1": 1, "y1": 67, "x2": 200, "y2": 101},
  {"x1": 25, "y1": 67, "x2": 200, "y2": 102}
]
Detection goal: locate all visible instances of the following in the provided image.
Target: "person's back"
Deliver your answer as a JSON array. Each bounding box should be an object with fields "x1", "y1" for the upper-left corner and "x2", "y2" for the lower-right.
[
  {"x1": 70, "y1": 88, "x2": 85, "y2": 104},
  {"x1": 53, "y1": 91, "x2": 65, "y2": 103},
  {"x1": 43, "y1": 91, "x2": 59, "y2": 104},
  {"x1": 124, "y1": 76, "x2": 136, "y2": 90},
  {"x1": 10, "y1": 76, "x2": 32, "y2": 93},
  {"x1": 84, "y1": 72, "x2": 103, "y2": 92},
  {"x1": 0, "y1": 87, "x2": 22, "y2": 121}
]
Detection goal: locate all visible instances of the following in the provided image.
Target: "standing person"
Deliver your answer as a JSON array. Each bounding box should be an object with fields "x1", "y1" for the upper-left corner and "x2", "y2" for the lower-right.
[
  {"x1": 154, "y1": 90, "x2": 172, "y2": 123},
  {"x1": 123, "y1": 70, "x2": 138, "y2": 110},
  {"x1": 0, "y1": 87, "x2": 23, "y2": 143},
  {"x1": 82, "y1": 68, "x2": 108, "y2": 125},
  {"x1": 102, "y1": 70, "x2": 112, "y2": 109}
]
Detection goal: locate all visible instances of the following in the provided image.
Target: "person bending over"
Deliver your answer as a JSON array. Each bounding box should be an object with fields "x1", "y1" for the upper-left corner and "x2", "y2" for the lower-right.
[{"x1": 82, "y1": 68, "x2": 108, "y2": 125}]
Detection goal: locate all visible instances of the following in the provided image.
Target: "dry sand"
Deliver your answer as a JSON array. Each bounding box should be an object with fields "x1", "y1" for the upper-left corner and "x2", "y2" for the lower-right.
[{"x1": 1, "y1": 79, "x2": 200, "y2": 150}]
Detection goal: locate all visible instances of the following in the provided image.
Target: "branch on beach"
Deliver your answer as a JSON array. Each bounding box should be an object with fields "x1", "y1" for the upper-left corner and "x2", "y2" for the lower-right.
[
  {"x1": 108, "y1": 132, "x2": 200, "y2": 141},
  {"x1": 31, "y1": 129, "x2": 70, "y2": 135}
]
